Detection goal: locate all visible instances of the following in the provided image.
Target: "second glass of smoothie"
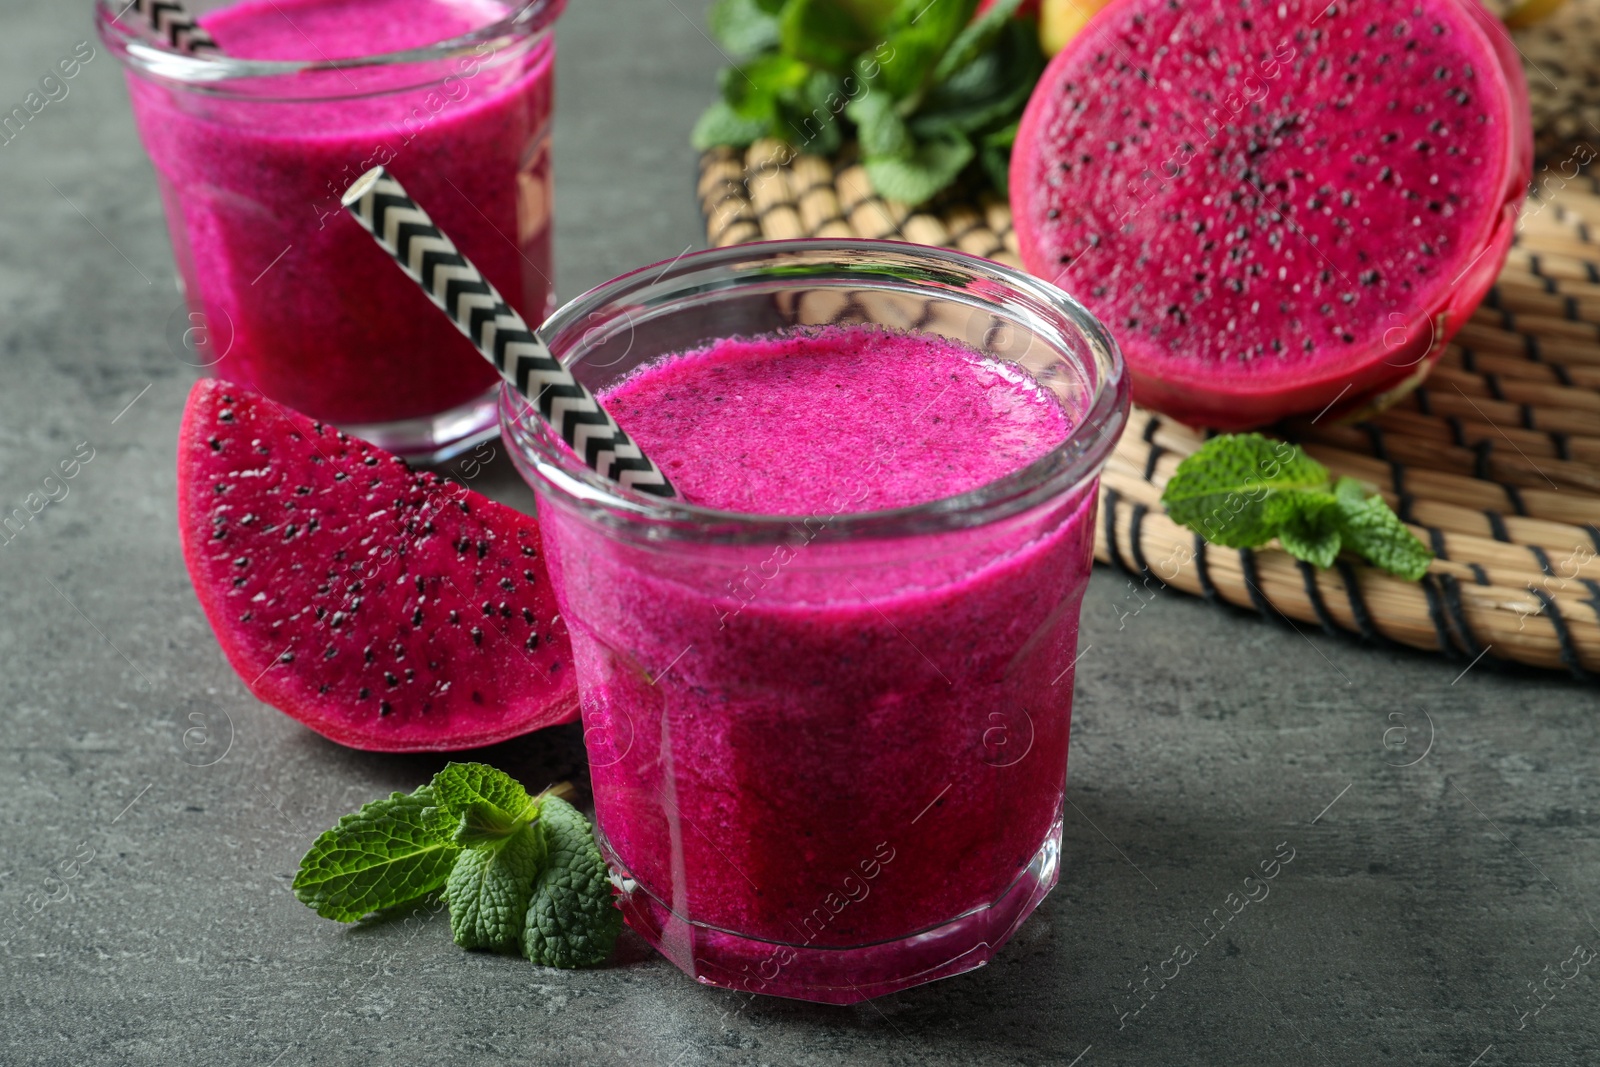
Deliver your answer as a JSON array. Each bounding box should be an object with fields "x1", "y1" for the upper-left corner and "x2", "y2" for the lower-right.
[
  {"x1": 97, "y1": 0, "x2": 563, "y2": 458},
  {"x1": 505, "y1": 241, "x2": 1128, "y2": 1003}
]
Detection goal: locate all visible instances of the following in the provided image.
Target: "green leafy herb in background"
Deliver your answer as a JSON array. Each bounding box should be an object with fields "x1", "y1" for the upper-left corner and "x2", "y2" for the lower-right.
[
  {"x1": 1161, "y1": 434, "x2": 1435, "y2": 581},
  {"x1": 293, "y1": 764, "x2": 622, "y2": 968},
  {"x1": 692, "y1": 0, "x2": 1043, "y2": 206}
]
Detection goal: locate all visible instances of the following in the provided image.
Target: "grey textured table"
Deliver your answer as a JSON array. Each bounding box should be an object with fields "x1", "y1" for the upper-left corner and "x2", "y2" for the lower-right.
[{"x1": 3, "y1": 2, "x2": 1598, "y2": 1064}]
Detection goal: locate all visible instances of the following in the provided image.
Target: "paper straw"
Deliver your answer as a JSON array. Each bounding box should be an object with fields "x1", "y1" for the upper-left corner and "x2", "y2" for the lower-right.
[
  {"x1": 341, "y1": 166, "x2": 677, "y2": 499},
  {"x1": 128, "y1": 0, "x2": 221, "y2": 55}
]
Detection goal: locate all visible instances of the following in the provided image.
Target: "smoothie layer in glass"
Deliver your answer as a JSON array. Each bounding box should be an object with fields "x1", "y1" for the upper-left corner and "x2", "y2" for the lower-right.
[
  {"x1": 123, "y1": 0, "x2": 558, "y2": 425},
  {"x1": 540, "y1": 325, "x2": 1097, "y2": 963}
]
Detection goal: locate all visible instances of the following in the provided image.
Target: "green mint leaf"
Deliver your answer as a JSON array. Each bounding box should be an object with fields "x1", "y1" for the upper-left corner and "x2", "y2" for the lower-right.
[
  {"x1": 835, "y1": 0, "x2": 902, "y2": 34},
  {"x1": 292, "y1": 784, "x2": 460, "y2": 923},
  {"x1": 1162, "y1": 438, "x2": 1433, "y2": 581},
  {"x1": 445, "y1": 820, "x2": 547, "y2": 952},
  {"x1": 454, "y1": 799, "x2": 527, "y2": 847},
  {"x1": 982, "y1": 119, "x2": 1019, "y2": 150},
  {"x1": 691, "y1": 100, "x2": 769, "y2": 150},
  {"x1": 932, "y1": 0, "x2": 1028, "y2": 84},
  {"x1": 722, "y1": 53, "x2": 812, "y2": 119},
  {"x1": 977, "y1": 118, "x2": 1019, "y2": 194},
  {"x1": 1329, "y1": 477, "x2": 1434, "y2": 580},
  {"x1": 913, "y1": 20, "x2": 1043, "y2": 136},
  {"x1": 782, "y1": 69, "x2": 847, "y2": 155},
  {"x1": 520, "y1": 796, "x2": 623, "y2": 969},
  {"x1": 875, "y1": 0, "x2": 980, "y2": 103},
  {"x1": 1161, "y1": 434, "x2": 1330, "y2": 548},
  {"x1": 863, "y1": 130, "x2": 974, "y2": 204},
  {"x1": 709, "y1": 0, "x2": 783, "y2": 54},
  {"x1": 780, "y1": 0, "x2": 876, "y2": 71},
  {"x1": 1276, "y1": 505, "x2": 1343, "y2": 569},
  {"x1": 1334, "y1": 474, "x2": 1369, "y2": 509},
  {"x1": 847, "y1": 88, "x2": 914, "y2": 159},
  {"x1": 431, "y1": 762, "x2": 537, "y2": 831}
]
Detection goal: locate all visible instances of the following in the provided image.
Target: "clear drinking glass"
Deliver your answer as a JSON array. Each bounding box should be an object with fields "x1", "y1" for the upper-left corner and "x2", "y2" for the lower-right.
[
  {"x1": 96, "y1": 0, "x2": 564, "y2": 460},
  {"x1": 503, "y1": 240, "x2": 1129, "y2": 1003}
]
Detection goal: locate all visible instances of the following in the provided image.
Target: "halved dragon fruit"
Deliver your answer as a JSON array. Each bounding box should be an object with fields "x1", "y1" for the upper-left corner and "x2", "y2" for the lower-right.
[
  {"x1": 1011, "y1": 0, "x2": 1531, "y2": 430},
  {"x1": 178, "y1": 379, "x2": 578, "y2": 751}
]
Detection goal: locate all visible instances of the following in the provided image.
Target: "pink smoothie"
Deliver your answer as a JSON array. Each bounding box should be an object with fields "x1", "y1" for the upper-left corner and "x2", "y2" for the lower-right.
[
  {"x1": 118, "y1": 0, "x2": 561, "y2": 426},
  {"x1": 537, "y1": 325, "x2": 1099, "y2": 998}
]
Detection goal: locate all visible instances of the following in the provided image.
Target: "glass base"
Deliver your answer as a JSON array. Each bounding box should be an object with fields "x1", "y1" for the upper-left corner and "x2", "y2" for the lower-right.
[
  {"x1": 606, "y1": 810, "x2": 1063, "y2": 1005},
  {"x1": 339, "y1": 386, "x2": 502, "y2": 463}
]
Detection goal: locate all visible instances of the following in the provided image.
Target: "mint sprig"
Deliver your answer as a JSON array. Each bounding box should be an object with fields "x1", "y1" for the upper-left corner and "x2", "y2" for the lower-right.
[
  {"x1": 293, "y1": 765, "x2": 622, "y2": 969},
  {"x1": 431, "y1": 760, "x2": 538, "y2": 845},
  {"x1": 446, "y1": 821, "x2": 547, "y2": 951},
  {"x1": 292, "y1": 784, "x2": 460, "y2": 922},
  {"x1": 692, "y1": 0, "x2": 1043, "y2": 206},
  {"x1": 1160, "y1": 434, "x2": 1434, "y2": 581},
  {"x1": 521, "y1": 796, "x2": 625, "y2": 968},
  {"x1": 1329, "y1": 476, "x2": 1436, "y2": 580}
]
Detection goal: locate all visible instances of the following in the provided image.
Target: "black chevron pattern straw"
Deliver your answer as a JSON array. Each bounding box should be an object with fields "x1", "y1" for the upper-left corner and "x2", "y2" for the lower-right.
[
  {"x1": 128, "y1": 0, "x2": 220, "y2": 54},
  {"x1": 341, "y1": 167, "x2": 676, "y2": 498}
]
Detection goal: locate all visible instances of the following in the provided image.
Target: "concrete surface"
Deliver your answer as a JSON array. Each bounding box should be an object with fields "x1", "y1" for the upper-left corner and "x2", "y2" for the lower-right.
[{"x1": 2, "y1": 1, "x2": 1598, "y2": 1064}]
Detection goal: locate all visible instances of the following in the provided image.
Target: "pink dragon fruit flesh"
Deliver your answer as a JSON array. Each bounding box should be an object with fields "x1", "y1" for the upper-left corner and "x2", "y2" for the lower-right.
[
  {"x1": 178, "y1": 379, "x2": 579, "y2": 752},
  {"x1": 1011, "y1": 0, "x2": 1531, "y2": 430}
]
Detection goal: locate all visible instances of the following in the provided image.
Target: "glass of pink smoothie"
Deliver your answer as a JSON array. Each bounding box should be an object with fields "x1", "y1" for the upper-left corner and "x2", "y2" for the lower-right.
[
  {"x1": 503, "y1": 240, "x2": 1129, "y2": 1003},
  {"x1": 96, "y1": 0, "x2": 563, "y2": 459}
]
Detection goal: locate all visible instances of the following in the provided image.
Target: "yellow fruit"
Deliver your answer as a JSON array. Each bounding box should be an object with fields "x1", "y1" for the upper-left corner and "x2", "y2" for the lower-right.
[
  {"x1": 1502, "y1": 0, "x2": 1569, "y2": 29},
  {"x1": 1040, "y1": 0, "x2": 1113, "y2": 56}
]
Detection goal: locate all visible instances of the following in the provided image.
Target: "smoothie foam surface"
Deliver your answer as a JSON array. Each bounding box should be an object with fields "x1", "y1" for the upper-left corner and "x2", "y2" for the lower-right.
[{"x1": 598, "y1": 325, "x2": 1075, "y2": 516}]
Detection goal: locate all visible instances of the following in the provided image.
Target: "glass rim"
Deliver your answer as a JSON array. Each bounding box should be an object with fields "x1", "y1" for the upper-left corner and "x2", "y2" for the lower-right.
[
  {"x1": 94, "y1": 0, "x2": 563, "y2": 87},
  {"x1": 502, "y1": 239, "x2": 1130, "y2": 545}
]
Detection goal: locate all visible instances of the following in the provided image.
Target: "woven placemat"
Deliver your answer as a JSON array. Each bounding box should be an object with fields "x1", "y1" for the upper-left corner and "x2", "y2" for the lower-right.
[
  {"x1": 1513, "y1": 0, "x2": 1600, "y2": 159},
  {"x1": 696, "y1": 137, "x2": 1600, "y2": 678}
]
